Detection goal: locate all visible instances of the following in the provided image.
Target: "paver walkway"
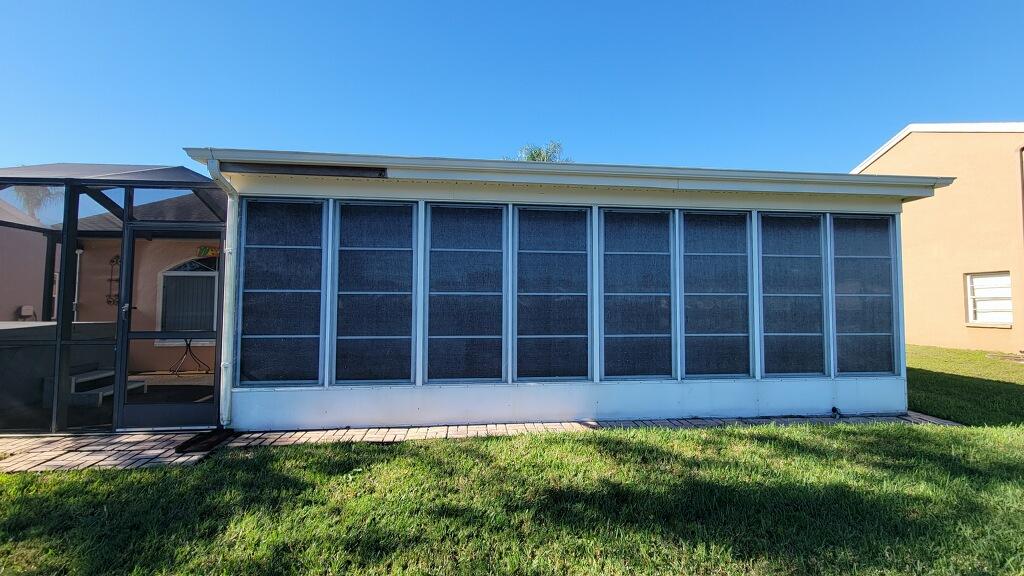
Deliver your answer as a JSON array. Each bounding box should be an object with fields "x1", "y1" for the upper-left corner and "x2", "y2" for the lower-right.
[{"x1": 0, "y1": 411, "x2": 958, "y2": 473}]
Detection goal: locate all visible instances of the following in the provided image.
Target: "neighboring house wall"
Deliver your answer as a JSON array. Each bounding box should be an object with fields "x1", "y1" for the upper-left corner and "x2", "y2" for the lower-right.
[
  {"x1": 0, "y1": 226, "x2": 49, "y2": 321},
  {"x1": 858, "y1": 131, "x2": 1024, "y2": 353}
]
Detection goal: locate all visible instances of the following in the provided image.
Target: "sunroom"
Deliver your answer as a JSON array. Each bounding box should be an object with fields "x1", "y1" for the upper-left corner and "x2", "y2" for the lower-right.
[{"x1": 187, "y1": 149, "x2": 952, "y2": 431}]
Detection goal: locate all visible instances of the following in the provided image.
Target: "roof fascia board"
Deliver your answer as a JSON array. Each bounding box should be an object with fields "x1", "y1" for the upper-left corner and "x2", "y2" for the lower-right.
[
  {"x1": 188, "y1": 147, "x2": 949, "y2": 200},
  {"x1": 853, "y1": 122, "x2": 1024, "y2": 174}
]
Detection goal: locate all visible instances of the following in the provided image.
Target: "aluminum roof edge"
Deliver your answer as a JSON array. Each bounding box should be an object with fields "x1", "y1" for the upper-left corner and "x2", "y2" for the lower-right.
[{"x1": 186, "y1": 147, "x2": 953, "y2": 199}]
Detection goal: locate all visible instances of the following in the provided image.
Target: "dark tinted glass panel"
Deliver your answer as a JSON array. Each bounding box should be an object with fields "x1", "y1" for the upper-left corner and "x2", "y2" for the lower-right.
[
  {"x1": 239, "y1": 338, "x2": 320, "y2": 383},
  {"x1": 685, "y1": 295, "x2": 748, "y2": 334},
  {"x1": 605, "y1": 254, "x2": 671, "y2": 293},
  {"x1": 428, "y1": 338, "x2": 502, "y2": 380},
  {"x1": 124, "y1": 339, "x2": 215, "y2": 405},
  {"x1": 763, "y1": 335, "x2": 823, "y2": 374},
  {"x1": 837, "y1": 335, "x2": 894, "y2": 373},
  {"x1": 762, "y1": 295, "x2": 823, "y2": 334},
  {"x1": 242, "y1": 292, "x2": 320, "y2": 335},
  {"x1": 761, "y1": 215, "x2": 821, "y2": 255},
  {"x1": 836, "y1": 296, "x2": 893, "y2": 334},
  {"x1": 337, "y1": 338, "x2": 412, "y2": 381},
  {"x1": 0, "y1": 344, "x2": 55, "y2": 431},
  {"x1": 339, "y1": 249, "x2": 413, "y2": 292},
  {"x1": 429, "y1": 251, "x2": 502, "y2": 292},
  {"x1": 243, "y1": 248, "x2": 322, "y2": 290},
  {"x1": 604, "y1": 295, "x2": 672, "y2": 335},
  {"x1": 761, "y1": 257, "x2": 822, "y2": 294},
  {"x1": 518, "y1": 295, "x2": 588, "y2": 336},
  {"x1": 604, "y1": 211, "x2": 671, "y2": 252},
  {"x1": 245, "y1": 201, "x2": 322, "y2": 246},
  {"x1": 518, "y1": 253, "x2": 588, "y2": 293},
  {"x1": 338, "y1": 294, "x2": 412, "y2": 337},
  {"x1": 685, "y1": 336, "x2": 749, "y2": 375},
  {"x1": 429, "y1": 295, "x2": 502, "y2": 336},
  {"x1": 834, "y1": 258, "x2": 892, "y2": 295},
  {"x1": 339, "y1": 204, "x2": 413, "y2": 248},
  {"x1": 604, "y1": 337, "x2": 672, "y2": 377},
  {"x1": 684, "y1": 213, "x2": 747, "y2": 254},
  {"x1": 430, "y1": 206, "x2": 503, "y2": 250},
  {"x1": 63, "y1": 343, "x2": 117, "y2": 429},
  {"x1": 833, "y1": 217, "x2": 890, "y2": 257},
  {"x1": 517, "y1": 337, "x2": 588, "y2": 378},
  {"x1": 684, "y1": 255, "x2": 747, "y2": 294},
  {"x1": 518, "y1": 209, "x2": 587, "y2": 251}
]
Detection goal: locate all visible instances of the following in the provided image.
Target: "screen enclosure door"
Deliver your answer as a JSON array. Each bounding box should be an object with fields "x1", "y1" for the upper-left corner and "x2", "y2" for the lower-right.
[{"x1": 117, "y1": 227, "x2": 221, "y2": 428}]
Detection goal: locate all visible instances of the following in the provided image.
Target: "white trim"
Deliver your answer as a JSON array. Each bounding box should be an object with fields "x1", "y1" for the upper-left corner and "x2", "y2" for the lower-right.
[
  {"x1": 852, "y1": 122, "x2": 1024, "y2": 174},
  {"x1": 185, "y1": 148, "x2": 951, "y2": 200}
]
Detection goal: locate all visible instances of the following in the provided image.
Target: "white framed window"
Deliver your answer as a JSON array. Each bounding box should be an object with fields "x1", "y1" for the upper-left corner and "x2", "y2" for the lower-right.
[
  {"x1": 966, "y1": 272, "x2": 1012, "y2": 326},
  {"x1": 156, "y1": 256, "x2": 219, "y2": 346}
]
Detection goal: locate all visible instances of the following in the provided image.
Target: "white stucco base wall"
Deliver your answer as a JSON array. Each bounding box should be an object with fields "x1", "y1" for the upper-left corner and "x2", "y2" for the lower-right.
[{"x1": 228, "y1": 377, "x2": 907, "y2": 431}]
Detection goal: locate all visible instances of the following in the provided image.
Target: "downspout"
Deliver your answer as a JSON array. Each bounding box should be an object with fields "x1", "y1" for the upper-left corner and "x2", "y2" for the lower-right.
[{"x1": 208, "y1": 150, "x2": 239, "y2": 428}]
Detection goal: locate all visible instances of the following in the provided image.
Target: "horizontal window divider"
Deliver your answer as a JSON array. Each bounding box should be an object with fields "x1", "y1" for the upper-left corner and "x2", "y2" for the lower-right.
[
  {"x1": 237, "y1": 380, "x2": 321, "y2": 387},
  {"x1": 835, "y1": 293, "x2": 892, "y2": 297},
  {"x1": 763, "y1": 293, "x2": 823, "y2": 298},
  {"x1": 243, "y1": 288, "x2": 322, "y2": 293},
  {"x1": 517, "y1": 334, "x2": 588, "y2": 339},
  {"x1": 430, "y1": 247, "x2": 503, "y2": 253},
  {"x1": 430, "y1": 291, "x2": 503, "y2": 296},
  {"x1": 684, "y1": 252, "x2": 748, "y2": 257},
  {"x1": 836, "y1": 332, "x2": 894, "y2": 336},
  {"x1": 338, "y1": 291, "x2": 413, "y2": 295},
  {"x1": 518, "y1": 249, "x2": 587, "y2": 254},
  {"x1": 333, "y1": 380, "x2": 415, "y2": 386},
  {"x1": 519, "y1": 292, "x2": 589, "y2": 296},
  {"x1": 241, "y1": 334, "x2": 320, "y2": 339},
  {"x1": 338, "y1": 246, "x2": 412, "y2": 251},
  {"x1": 763, "y1": 332, "x2": 824, "y2": 337},
  {"x1": 605, "y1": 251, "x2": 671, "y2": 256},
  {"x1": 761, "y1": 254, "x2": 821, "y2": 258},
  {"x1": 336, "y1": 335, "x2": 412, "y2": 340},
  {"x1": 244, "y1": 244, "x2": 322, "y2": 250},
  {"x1": 428, "y1": 335, "x2": 503, "y2": 339},
  {"x1": 684, "y1": 333, "x2": 749, "y2": 337},
  {"x1": 604, "y1": 292, "x2": 672, "y2": 297},
  {"x1": 682, "y1": 292, "x2": 748, "y2": 297},
  {"x1": 605, "y1": 333, "x2": 672, "y2": 338},
  {"x1": 833, "y1": 255, "x2": 892, "y2": 259}
]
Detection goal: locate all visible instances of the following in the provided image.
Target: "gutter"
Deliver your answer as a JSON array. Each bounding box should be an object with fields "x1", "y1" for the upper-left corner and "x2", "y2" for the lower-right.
[{"x1": 207, "y1": 149, "x2": 239, "y2": 429}]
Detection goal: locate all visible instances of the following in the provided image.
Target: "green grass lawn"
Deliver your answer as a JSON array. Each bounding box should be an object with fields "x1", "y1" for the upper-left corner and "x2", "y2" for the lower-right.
[
  {"x1": 2, "y1": 347, "x2": 1023, "y2": 575},
  {"x1": 908, "y1": 345, "x2": 1024, "y2": 425}
]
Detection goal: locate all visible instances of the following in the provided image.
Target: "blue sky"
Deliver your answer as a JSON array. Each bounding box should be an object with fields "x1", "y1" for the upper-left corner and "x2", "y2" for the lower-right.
[{"x1": 2, "y1": 1, "x2": 1021, "y2": 175}]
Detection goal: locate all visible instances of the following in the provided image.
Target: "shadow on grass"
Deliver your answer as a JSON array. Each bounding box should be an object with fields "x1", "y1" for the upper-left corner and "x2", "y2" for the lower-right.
[
  {"x1": 908, "y1": 367, "x2": 1024, "y2": 425},
  {"x1": 2, "y1": 425, "x2": 1021, "y2": 574}
]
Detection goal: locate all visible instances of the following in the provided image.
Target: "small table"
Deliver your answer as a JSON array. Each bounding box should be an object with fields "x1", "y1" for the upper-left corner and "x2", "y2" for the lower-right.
[{"x1": 170, "y1": 338, "x2": 212, "y2": 376}]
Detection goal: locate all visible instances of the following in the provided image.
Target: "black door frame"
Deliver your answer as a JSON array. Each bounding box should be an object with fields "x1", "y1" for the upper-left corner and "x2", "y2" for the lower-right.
[{"x1": 113, "y1": 190, "x2": 225, "y2": 430}]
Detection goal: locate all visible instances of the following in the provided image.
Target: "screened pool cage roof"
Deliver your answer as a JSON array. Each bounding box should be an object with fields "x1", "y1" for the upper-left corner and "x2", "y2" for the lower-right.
[{"x1": 0, "y1": 163, "x2": 217, "y2": 188}]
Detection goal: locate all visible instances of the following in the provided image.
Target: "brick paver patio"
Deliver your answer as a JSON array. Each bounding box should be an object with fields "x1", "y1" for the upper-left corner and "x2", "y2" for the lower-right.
[{"x1": 0, "y1": 411, "x2": 959, "y2": 473}]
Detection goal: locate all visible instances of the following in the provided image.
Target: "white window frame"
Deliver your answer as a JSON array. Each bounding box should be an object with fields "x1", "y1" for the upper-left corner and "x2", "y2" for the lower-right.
[
  {"x1": 155, "y1": 260, "x2": 218, "y2": 347},
  {"x1": 965, "y1": 271, "x2": 1013, "y2": 327}
]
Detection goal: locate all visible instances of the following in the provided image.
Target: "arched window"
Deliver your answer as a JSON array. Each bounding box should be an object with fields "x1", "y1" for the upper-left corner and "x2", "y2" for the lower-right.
[{"x1": 160, "y1": 257, "x2": 218, "y2": 332}]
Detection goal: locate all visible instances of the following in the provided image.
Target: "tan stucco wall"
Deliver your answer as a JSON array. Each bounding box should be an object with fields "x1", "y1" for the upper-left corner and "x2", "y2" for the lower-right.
[
  {"x1": 860, "y1": 131, "x2": 1024, "y2": 353},
  {"x1": 77, "y1": 238, "x2": 217, "y2": 372}
]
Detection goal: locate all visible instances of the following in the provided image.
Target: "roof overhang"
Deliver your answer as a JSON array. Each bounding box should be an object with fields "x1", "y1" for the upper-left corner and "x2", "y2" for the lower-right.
[
  {"x1": 187, "y1": 147, "x2": 953, "y2": 202},
  {"x1": 852, "y1": 122, "x2": 1024, "y2": 174}
]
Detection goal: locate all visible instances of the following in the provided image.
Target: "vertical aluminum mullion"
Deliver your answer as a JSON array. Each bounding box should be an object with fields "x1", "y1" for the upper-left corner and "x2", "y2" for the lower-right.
[
  {"x1": 750, "y1": 211, "x2": 763, "y2": 380},
  {"x1": 233, "y1": 200, "x2": 248, "y2": 391},
  {"x1": 591, "y1": 205, "x2": 601, "y2": 383},
  {"x1": 418, "y1": 203, "x2": 431, "y2": 385},
  {"x1": 320, "y1": 200, "x2": 335, "y2": 387},
  {"x1": 824, "y1": 214, "x2": 837, "y2": 378},
  {"x1": 676, "y1": 210, "x2": 685, "y2": 379},
  {"x1": 507, "y1": 204, "x2": 516, "y2": 383},
  {"x1": 893, "y1": 214, "x2": 906, "y2": 378},
  {"x1": 414, "y1": 201, "x2": 426, "y2": 386}
]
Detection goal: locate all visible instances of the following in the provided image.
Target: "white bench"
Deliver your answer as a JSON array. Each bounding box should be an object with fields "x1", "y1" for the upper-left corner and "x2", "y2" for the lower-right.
[{"x1": 69, "y1": 371, "x2": 148, "y2": 407}]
